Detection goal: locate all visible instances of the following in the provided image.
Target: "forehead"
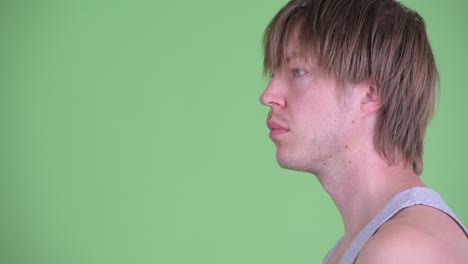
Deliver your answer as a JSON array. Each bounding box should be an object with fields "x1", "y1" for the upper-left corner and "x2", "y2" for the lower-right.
[
  {"x1": 285, "y1": 48, "x2": 301, "y2": 63},
  {"x1": 263, "y1": 24, "x2": 318, "y2": 74},
  {"x1": 283, "y1": 37, "x2": 315, "y2": 67},
  {"x1": 284, "y1": 34, "x2": 303, "y2": 62}
]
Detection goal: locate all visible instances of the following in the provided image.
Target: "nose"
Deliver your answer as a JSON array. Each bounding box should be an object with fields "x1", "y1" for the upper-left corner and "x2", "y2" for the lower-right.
[{"x1": 259, "y1": 78, "x2": 286, "y2": 108}]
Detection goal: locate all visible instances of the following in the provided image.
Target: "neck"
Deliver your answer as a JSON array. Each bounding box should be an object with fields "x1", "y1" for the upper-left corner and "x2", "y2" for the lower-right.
[{"x1": 316, "y1": 155, "x2": 425, "y2": 243}]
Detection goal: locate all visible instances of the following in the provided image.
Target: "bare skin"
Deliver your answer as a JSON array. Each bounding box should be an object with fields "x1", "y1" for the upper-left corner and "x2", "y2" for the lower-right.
[
  {"x1": 356, "y1": 205, "x2": 468, "y2": 263},
  {"x1": 260, "y1": 37, "x2": 468, "y2": 263}
]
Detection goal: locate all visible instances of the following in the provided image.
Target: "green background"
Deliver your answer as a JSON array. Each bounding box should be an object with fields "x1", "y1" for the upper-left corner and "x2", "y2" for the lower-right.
[{"x1": 1, "y1": 0, "x2": 467, "y2": 263}]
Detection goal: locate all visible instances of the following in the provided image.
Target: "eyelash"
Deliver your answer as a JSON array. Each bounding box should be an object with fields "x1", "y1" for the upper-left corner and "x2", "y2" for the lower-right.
[
  {"x1": 292, "y1": 68, "x2": 306, "y2": 77},
  {"x1": 268, "y1": 68, "x2": 306, "y2": 79}
]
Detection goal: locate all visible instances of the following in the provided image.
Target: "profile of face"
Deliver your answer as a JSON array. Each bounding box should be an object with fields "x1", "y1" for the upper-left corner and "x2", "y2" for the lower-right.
[{"x1": 260, "y1": 39, "x2": 363, "y2": 175}]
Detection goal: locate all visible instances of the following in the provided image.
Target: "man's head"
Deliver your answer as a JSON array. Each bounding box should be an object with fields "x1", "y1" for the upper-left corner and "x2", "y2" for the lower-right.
[{"x1": 261, "y1": 0, "x2": 438, "y2": 175}]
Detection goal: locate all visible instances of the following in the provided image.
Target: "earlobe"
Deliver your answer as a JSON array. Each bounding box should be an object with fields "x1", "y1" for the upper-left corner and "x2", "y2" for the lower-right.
[{"x1": 361, "y1": 83, "x2": 380, "y2": 116}]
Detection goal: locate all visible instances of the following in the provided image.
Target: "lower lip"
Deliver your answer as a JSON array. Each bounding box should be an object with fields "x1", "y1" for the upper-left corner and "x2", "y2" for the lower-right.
[{"x1": 269, "y1": 129, "x2": 289, "y2": 138}]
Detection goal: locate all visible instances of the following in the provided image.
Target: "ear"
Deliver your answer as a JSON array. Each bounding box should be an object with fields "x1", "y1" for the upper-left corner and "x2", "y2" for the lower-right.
[{"x1": 360, "y1": 82, "x2": 380, "y2": 116}]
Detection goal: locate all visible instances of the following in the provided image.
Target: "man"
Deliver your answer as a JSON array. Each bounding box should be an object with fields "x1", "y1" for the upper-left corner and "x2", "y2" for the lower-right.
[{"x1": 259, "y1": 0, "x2": 468, "y2": 263}]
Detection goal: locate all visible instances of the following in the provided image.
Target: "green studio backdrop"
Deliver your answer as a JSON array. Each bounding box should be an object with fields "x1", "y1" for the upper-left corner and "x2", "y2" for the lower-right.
[{"x1": 1, "y1": 0, "x2": 467, "y2": 263}]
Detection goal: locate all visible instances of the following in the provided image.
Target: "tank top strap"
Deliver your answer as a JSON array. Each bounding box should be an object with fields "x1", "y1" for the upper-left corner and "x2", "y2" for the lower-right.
[{"x1": 323, "y1": 187, "x2": 468, "y2": 264}]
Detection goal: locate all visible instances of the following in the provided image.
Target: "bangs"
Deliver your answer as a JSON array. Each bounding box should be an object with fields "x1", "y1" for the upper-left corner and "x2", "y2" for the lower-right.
[{"x1": 262, "y1": 7, "x2": 310, "y2": 76}]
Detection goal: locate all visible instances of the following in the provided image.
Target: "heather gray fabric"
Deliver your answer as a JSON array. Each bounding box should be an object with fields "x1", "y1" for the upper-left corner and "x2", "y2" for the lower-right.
[{"x1": 323, "y1": 187, "x2": 468, "y2": 264}]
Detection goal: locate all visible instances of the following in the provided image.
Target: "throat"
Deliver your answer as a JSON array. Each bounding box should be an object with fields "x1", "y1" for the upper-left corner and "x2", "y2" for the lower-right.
[{"x1": 320, "y1": 168, "x2": 425, "y2": 241}]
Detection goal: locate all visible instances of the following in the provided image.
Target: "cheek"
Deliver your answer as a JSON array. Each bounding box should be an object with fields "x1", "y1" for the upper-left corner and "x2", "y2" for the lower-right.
[
  {"x1": 295, "y1": 101, "x2": 349, "y2": 141},
  {"x1": 292, "y1": 97, "x2": 329, "y2": 123}
]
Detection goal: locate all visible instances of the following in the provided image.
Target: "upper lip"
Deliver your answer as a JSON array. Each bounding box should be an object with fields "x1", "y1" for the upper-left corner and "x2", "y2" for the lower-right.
[{"x1": 267, "y1": 120, "x2": 289, "y2": 131}]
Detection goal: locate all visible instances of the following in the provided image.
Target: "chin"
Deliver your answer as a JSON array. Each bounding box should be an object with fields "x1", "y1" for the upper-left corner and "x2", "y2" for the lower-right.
[
  {"x1": 276, "y1": 151, "x2": 308, "y2": 172},
  {"x1": 275, "y1": 147, "x2": 323, "y2": 174}
]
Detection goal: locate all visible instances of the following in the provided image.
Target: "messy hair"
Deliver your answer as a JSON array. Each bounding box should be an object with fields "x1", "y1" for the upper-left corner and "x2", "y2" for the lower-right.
[{"x1": 263, "y1": 0, "x2": 438, "y2": 175}]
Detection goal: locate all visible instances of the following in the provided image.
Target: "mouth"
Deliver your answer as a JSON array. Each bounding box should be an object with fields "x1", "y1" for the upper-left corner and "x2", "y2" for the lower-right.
[{"x1": 267, "y1": 120, "x2": 289, "y2": 138}]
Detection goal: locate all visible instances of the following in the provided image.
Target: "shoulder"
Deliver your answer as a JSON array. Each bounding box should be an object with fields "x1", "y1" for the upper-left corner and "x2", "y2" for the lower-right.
[{"x1": 355, "y1": 205, "x2": 468, "y2": 264}]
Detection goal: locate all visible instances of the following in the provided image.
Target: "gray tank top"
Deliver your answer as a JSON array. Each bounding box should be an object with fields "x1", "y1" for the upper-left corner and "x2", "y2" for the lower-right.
[{"x1": 323, "y1": 187, "x2": 468, "y2": 264}]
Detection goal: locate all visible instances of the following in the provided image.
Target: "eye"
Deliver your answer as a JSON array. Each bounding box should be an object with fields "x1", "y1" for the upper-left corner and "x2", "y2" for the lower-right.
[{"x1": 292, "y1": 68, "x2": 306, "y2": 77}]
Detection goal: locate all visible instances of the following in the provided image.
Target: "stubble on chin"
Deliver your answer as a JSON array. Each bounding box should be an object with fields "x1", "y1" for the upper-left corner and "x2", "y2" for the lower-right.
[
  {"x1": 274, "y1": 139, "x2": 347, "y2": 178},
  {"x1": 275, "y1": 147, "x2": 316, "y2": 173}
]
